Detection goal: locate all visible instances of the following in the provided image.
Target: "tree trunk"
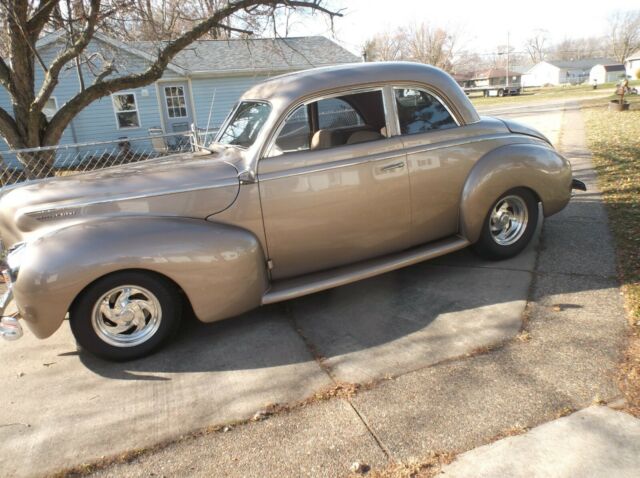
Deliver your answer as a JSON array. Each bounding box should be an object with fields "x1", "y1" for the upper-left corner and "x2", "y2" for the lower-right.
[{"x1": 16, "y1": 149, "x2": 56, "y2": 180}]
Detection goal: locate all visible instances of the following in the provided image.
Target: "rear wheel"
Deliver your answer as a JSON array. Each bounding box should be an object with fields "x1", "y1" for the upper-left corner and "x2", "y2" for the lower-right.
[
  {"x1": 497, "y1": 88, "x2": 505, "y2": 97},
  {"x1": 70, "y1": 271, "x2": 182, "y2": 361},
  {"x1": 471, "y1": 188, "x2": 539, "y2": 260}
]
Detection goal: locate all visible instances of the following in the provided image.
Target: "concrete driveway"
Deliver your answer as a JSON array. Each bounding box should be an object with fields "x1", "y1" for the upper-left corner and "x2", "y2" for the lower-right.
[{"x1": 0, "y1": 101, "x2": 616, "y2": 477}]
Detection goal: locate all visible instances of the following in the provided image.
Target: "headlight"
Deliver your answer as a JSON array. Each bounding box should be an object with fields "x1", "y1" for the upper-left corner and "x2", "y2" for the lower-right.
[{"x1": 6, "y1": 242, "x2": 27, "y2": 279}]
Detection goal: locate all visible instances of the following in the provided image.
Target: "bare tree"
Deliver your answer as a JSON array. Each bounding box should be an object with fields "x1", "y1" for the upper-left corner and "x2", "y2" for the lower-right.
[
  {"x1": 363, "y1": 22, "x2": 463, "y2": 72},
  {"x1": 363, "y1": 30, "x2": 403, "y2": 62},
  {"x1": 608, "y1": 9, "x2": 640, "y2": 63},
  {"x1": 547, "y1": 36, "x2": 609, "y2": 61},
  {"x1": 403, "y1": 22, "x2": 460, "y2": 71},
  {"x1": 525, "y1": 29, "x2": 548, "y2": 63},
  {"x1": 0, "y1": 0, "x2": 340, "y2": 178}
]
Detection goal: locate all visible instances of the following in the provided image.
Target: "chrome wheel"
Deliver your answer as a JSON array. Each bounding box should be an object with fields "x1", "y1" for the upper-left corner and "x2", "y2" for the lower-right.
[
  {"x1": 489, "y1": 195, "x2": 529, "y2": 246},
  {"x1": 91, "y1": 286, "x2": 162, "y2": 347}
]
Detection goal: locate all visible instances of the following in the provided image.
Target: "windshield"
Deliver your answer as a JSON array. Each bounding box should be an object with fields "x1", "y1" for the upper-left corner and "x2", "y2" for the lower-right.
[{"x1": 217, "y1": 101, "x2": 271, "y2": 148}]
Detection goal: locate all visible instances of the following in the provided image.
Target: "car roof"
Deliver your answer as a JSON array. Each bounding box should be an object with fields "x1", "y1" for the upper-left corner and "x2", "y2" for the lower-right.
[{"x1": 241, "y1": 61, "x2": 480, "y2": 124}]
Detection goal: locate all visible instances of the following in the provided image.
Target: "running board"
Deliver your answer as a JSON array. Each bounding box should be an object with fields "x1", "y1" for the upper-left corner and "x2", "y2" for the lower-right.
[{"x1": 262, "y1": 236, "x2": 470, "y2": 305}]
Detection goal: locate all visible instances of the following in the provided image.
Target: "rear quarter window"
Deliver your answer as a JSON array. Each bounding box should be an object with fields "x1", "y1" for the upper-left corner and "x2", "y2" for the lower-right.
[{"x1": 395, "y1": 88, "x2": 457, "y2": 135}]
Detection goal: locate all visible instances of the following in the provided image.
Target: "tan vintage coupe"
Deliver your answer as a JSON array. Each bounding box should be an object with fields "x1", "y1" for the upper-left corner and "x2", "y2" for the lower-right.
[{"x1": 0, "y1": 62, "x2": 585, "y2": 360}]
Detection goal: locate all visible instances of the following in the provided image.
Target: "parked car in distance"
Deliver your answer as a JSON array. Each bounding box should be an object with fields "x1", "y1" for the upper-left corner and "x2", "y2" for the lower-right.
[{"x1": 0, "y1": 62, "x2": 586, "y2": 360}]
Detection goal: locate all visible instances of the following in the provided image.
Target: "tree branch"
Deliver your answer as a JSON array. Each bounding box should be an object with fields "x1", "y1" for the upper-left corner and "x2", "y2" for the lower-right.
[
  {"x1": 0, "y1": 56, "x2": 14, "y2": 94},
  {"x1": 0, "y1": 106, "x2": 24, "y2": 148},
  {"x1": 32, "y1": 0, "x2": 102, "y2": 114},
  {"x1": 27, "y1": 0, "x2": 60, "y2": 37},
  {"x1": 44, "y1": 0, "x2": 341, "y2": 145}
]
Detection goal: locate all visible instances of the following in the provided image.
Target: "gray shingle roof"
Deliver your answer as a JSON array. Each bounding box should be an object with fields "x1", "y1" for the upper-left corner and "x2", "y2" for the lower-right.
[
  {"x1": 131, "y1": 36, "x2": 359, "y2": 74},
  {"x1": 547, "y1": 58, "x2": 615, "y2": 70},
  {"x1": 600, "y1": 64, "x2": 626, "y2": 71}
]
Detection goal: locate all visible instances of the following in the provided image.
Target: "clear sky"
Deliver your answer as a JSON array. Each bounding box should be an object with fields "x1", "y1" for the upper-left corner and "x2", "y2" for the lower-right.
[{"x1": 286, "y1": 0, "x2": 639, "y2": 57}]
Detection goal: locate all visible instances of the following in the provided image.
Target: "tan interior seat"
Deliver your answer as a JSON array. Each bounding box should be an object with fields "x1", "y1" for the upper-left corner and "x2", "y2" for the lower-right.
[
  {"x1": 346, "y1": 130, "x2": 384, "y2": 145},
  {"x1": 310, "y1": 129, "x2": 335, "y2": 150}
]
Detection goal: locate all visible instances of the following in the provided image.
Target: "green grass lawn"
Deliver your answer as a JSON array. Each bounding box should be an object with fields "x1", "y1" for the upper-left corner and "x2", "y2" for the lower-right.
[
  {"x1": 582, "y1": 97, "x2": 640, "y2": 415},
  {"x1": 470, "y1": 80, "x2": 640, "y2": 108}
]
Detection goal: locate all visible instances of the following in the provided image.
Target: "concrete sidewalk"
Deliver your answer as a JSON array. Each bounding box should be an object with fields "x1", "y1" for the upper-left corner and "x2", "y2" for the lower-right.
[
  {"x1": 440, "y1": 406, "x2": 640, "y2": 478},
  {"x1": 78, "y1": 102, "x2": 637, "y2": 477}
]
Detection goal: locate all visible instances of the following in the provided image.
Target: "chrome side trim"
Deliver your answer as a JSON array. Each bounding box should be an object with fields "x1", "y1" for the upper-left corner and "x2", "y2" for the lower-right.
[
  {"x1": 259, "y1": 151, "x2": 406, "y2": 181},
  {"x1": 21, "y1": 177, "x2": 239, "y2": 216},
  {"x1": 402, "y1": 133, "x2": 519, "y2": 156},
  {"x1": 262, "y1": 236, "x2": 470, "y2": 304}
]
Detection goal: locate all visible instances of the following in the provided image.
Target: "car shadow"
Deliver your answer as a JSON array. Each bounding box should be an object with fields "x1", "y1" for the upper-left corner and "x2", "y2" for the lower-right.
[{"x1": 77, "y1": 239, "x2": 613, "y2": 381}]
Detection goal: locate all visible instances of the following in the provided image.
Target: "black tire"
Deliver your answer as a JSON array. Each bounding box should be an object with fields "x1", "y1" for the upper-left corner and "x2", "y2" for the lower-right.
[
  {"x1": 471, "y1": 188, "x2": 539, "y2": 261},
  {"x1": 70, "y1": 271, "x2": 182, "y2": 361},
  {"x1": 497, "y1": 88, "x2": 504, "y2": 97}
]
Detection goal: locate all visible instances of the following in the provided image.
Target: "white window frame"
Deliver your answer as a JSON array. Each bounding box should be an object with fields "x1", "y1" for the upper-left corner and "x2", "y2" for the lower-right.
[
  {"x1": 43, "y1": 97, "x2": 58, "y2": 120},
  {"x1": 163, "y1": 85, "x2": 188, "y2": 119},
  {"x1": 111, "y1": 92, "x2": 141, "y2": 130}
]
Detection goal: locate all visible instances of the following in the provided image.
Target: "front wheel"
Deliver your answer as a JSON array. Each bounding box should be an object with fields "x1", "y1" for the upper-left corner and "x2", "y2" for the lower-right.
[
  {"x1": 70, "y1": 271, "x2": 182, "y2": 361},
  {"x1": 471, "y1": 188, "x2": 539, "y2": 260}
]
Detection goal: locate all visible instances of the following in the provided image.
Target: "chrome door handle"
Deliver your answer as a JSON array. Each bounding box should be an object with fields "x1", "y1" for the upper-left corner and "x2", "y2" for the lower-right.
[{"x1": 381, "y1": 161, "x2": 405, "y2": 172}]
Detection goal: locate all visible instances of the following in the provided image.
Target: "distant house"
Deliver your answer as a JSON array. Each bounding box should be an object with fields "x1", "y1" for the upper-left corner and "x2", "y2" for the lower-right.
[
  {"x1": 0, "y1": 31, "x2": 359, "y2": 150},
  {"x1": 453, "y1": 68, "x2": 525, "y2": 89},
  {"x1": 452, "y1": 72, "x2": 474, "y2": 89},
  {"x1": 589, "y1": 64, "x2": 626, "y2": 84},
  {"x1": 469, "y1": 68, "x2": 523, "y2": 87},
  {"x1": 523, "y1": 59, "x2": 615, "y2": 86},
  {"x1": 625, "y1": 51, "x2": 640, "y2": 79}
]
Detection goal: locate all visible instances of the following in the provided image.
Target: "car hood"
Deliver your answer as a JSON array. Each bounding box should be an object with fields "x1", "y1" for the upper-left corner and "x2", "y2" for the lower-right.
[{"x1": 0, "y1": 151, "x2": 240, "y2": 248}]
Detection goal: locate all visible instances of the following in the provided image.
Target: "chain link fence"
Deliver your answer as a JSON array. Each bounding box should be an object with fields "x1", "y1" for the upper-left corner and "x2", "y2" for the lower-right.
[
  {"x1": 0, "y1": 127, "x2": 218, "y2": 192},
  {"x1": 0, "y1": 108, "x2": 365, "y2": 192}
]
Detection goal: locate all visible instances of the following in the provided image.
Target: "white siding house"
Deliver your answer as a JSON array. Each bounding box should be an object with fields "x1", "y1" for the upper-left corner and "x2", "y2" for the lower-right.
[
  {"x1": 523, "y1": 59, "x2": 614, "y2": 86},
  {"x1": 589, "y1": 64, "x2": 626, "y2": 84},
  {"x1": 625, "y1": 51, "x2": 640, "y2": 79}
]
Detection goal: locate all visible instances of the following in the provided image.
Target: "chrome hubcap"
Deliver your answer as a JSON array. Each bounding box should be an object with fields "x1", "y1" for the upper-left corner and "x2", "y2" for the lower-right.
[
  {"x1": 91, "y1": 286, "x2": 162, "y2": 347},
  {"x1": 490, "y1": 195, "x2": 529, "y2": 246}
]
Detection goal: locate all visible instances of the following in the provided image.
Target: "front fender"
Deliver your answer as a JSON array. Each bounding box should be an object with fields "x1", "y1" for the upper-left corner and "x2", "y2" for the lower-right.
[
  {"x1": 12, "y1": 216, "x2": 268, "y2": 339},
  {"x1": 460, "y1": 143, "x2": 572, "y2": 243}
]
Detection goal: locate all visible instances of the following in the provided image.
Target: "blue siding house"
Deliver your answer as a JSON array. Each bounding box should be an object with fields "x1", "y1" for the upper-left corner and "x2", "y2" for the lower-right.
[{"x1": 0, "y1": 32, "x2": 359, "y2": 151}]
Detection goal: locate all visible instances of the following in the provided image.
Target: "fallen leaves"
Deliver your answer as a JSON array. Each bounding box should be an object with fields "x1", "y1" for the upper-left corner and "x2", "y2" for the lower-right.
[{"x1": 583, "y1": 105, "x2": 640, "y2": 416}]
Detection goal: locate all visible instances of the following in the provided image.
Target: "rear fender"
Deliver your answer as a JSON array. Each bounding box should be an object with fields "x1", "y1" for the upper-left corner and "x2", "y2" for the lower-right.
[
  {"x1": 12, "y1": 217, "x2": 268, "y2": 338},
  {"x1": 460, "y1": 143, "x2": 572, "y2": 243}
]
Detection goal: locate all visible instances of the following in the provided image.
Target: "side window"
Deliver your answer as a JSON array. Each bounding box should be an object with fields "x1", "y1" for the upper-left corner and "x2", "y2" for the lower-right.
[
  {"x1": 394, "y1": 88, "x2": 457, "y2": 135},
  {"x1": 267, "y1": 89, "x2": 386, "y2": 158},
  {"x1": 317, "y1": 98, "x2": 364, "y2": 129},
  {"x1": 112, "y1": 93, "x2": 141, "y2": 129},
  {"x1": 272, "y1": 105, "x2": 311, "y2": 155}
]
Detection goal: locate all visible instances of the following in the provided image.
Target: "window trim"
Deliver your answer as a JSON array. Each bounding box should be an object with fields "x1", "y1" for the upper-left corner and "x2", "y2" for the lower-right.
[
  {"x1": 111, "y1": 91, "x2": 141, "y2": 130},
  {"x1": 391, "y1": 85, "x2": 461, "y2": 136},
  {"x1": 43, "y1": 96, "x2": 58, "y2": 120},
  {"x1": 163, "y1": 84, "x2": 188, "y2": 119},
  {"x1": 261, "y1": 86, "x2": 390, "y2": 159}
]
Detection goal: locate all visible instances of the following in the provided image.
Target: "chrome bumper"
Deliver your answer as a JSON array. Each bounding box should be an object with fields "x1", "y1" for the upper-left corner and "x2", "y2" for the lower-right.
[{"x1": 0, "y1": 285, "x2": 22, "y2": 341}]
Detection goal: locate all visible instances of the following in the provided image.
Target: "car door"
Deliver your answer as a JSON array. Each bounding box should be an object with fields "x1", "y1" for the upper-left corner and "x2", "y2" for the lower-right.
[
  {"x1": 257, "y1": 88, "x2": 412, "y2": 280},
  {"x1": 392, "y1": 86, "x2": 479, "y2": 247}
]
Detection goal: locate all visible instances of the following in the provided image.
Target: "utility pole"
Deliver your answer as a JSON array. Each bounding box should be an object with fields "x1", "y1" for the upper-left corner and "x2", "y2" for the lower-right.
[{"x1": 506, "y1": 31, "x2": 510, "y2": 87}]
